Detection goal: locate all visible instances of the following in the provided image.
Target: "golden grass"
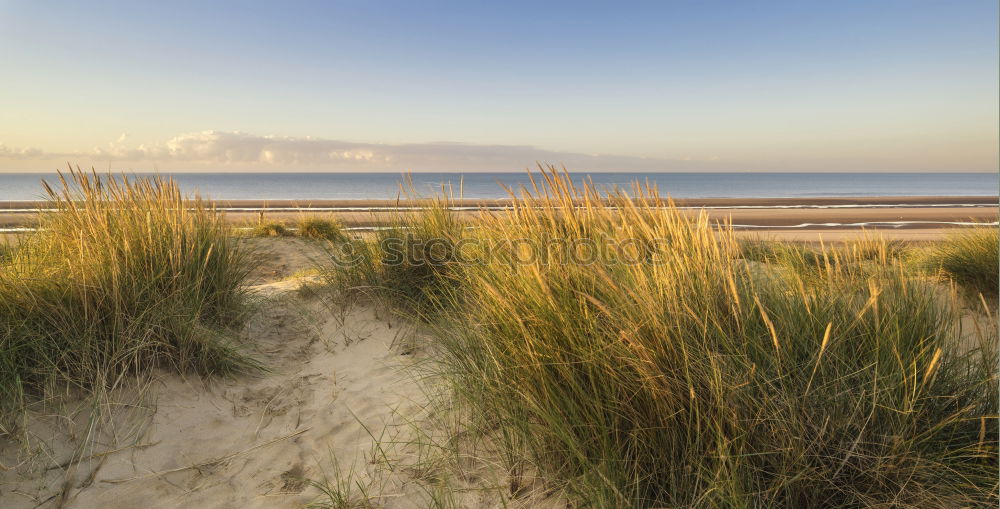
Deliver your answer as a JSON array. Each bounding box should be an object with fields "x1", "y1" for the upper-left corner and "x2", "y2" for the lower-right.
[
  {"x1": 0, "y1": 168, "x2": 256, "y2": 433},
  {"x1": 321, "y1": 167, "x2": 998, "y2": 507}
]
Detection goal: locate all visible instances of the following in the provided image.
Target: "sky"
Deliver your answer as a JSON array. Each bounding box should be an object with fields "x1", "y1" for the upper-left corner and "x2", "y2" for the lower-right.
[{"x1": 0, "y1": 0, "x2": 996, "y2": 172}]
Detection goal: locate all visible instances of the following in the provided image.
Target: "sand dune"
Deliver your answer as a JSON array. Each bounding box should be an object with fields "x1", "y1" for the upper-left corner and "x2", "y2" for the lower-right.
[
  {"x1": 2, "y1": 231, "x2": 994, "y2": 508},
  {"x1": 1, "y1": 240, "x2": 436, "y2": 508}
]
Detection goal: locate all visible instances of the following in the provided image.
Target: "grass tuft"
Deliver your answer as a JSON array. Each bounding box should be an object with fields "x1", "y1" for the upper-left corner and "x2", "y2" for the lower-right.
[
  {"x1": 323, "y1": 167, "x2": 998, "y2": 507},
  {"x1": 0, "y1": 167, "x2": 256, "y2": 431},
  {"x1": 318, "y1": 197, "x2": 462, "y2": 318},
  {"x1": 249, "y1": 220, "x2": 291, "y2": 238},
  {"x1": 924, "y1": 227, "x2": 999, "y2": 298},
  {"x1": 297, "y1": 216, "x2": 347, "y2": 242}
]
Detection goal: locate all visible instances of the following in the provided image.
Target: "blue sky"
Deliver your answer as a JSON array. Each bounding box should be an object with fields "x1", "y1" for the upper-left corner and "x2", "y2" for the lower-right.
[{"x1": 0, "y1": 0, "x2": 996, "y2": 171}]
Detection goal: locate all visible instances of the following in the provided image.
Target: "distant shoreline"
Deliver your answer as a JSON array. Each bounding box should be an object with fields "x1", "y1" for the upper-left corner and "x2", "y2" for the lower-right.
[
  {"x1": 0, "y1": 195, "x2": 996, "y2": 211},
  {"x1": 1, "y1": 196, "x2": 996, "y2": 232},
  {"x1": 2, "y1": 172, "x2": 995, "y2": 203}
]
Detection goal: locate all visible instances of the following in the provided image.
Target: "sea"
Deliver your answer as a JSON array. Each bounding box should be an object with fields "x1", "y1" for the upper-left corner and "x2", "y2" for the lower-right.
[{"x1": 0, "y1": 172, "x2": 996, "y2": 202}]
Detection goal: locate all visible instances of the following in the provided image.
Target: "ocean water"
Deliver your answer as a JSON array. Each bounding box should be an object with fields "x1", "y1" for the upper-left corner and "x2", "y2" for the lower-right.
[{"x1": 0, "y1": 172, "x2": 996, "y2": 202}]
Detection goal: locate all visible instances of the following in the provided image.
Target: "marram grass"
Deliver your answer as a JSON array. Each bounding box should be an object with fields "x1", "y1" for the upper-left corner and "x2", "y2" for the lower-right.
[
  {"x1": 0, "y1": 169, "x2": 255, "y2": 432},
  {"x1": 249, "y1": 220, "x2": 291, "y2": 237},
  {"x1": 925, "y1": 227, "x2": 999, "y2": 299},
  {"x1": 324, "y1": 168, "x2": 998, "y2": 507},
  {"x1": 246, "y1": 217, "x2": 346, "y2": 241},
  {"x1": 296, "y1": 216, "x2": 347, "y2": 242},
  {"x1": 319, "y1": 194, "x2": 462, "y2": 318}
]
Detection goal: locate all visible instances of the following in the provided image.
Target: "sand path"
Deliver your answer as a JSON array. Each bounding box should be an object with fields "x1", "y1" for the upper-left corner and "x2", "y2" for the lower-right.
[{"x1": 1, "y1": 239, "x2": 432, "y2": 508}]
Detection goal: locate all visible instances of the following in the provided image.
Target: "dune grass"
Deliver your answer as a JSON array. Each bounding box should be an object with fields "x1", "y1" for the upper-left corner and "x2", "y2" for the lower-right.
[
  {"x1": 247, "y1": 217, "x2": 347, "y2": 242},
  {"x1": 249, "y1": 220, "x2": 291, "y2": 238},
  {"x1": 319, "y1": 197, "x2": 462, "y2": 318},
  {"x1": 738, "y1": 233, "x2": 908, "y2": 282},
  {"x1": 296, "y1": 216, "x2": 347, "y2": 242},
  {"x1": 323, "y1": 168, "x2": 998, "y2": 507},
  {"x1": 0, "y1": 169, "x2": 256, "y2": 432},
  {"x1": 923, "y1": 227, "x2": 999, "y2": 298}
]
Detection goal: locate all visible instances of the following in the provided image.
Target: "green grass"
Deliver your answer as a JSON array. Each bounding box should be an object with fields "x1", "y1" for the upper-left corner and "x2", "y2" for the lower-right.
[
  {"x1": 738, "y1": 233, "x2": 909, "y2": 284},
  {"x1": 0, "y1": 168, "x2": 256, "y2": 432},
  {"x1": 249, "y1": 220, "x2": 291, "y2": 237},
  {"x1": 323, "y1": 168, "x2": 998, "y2": 507},
  {"x1": 247, "y1": 217, "x2": 347, "y2": 242},
  {"x1": 297, "y1": 216, "x2": 347, "y2": 242},
  {"x1": 319, "y1": 198, "x2": 462, "y2": 318},
  {"x1": 924, "y1": 227, "x2": 999, "y2": 298}
]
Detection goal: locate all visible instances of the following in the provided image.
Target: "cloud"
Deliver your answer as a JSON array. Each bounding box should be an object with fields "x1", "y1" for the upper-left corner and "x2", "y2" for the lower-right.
[
  {"x1": 1, "y1": 130, "x2": 724, "y2": 171},
  {"x1": 0, "y1": 143, "x2": 45, "y2": 159}
]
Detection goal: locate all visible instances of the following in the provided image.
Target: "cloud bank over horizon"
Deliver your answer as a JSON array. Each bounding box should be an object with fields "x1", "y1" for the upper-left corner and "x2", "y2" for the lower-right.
[
  {"x1": 0, "y1": 130, "x2": 730, "y2": 172},
  {"x1": 1, "y1": 130, "x2": 995, "y2": 173}
]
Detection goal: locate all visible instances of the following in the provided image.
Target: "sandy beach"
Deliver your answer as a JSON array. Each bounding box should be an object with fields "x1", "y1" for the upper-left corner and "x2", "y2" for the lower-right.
[
  {"x1": 4, "y1": 2, "x2": 997, "y2": 505},
  {"x1": 2, "y1": 177, "x2": 996, "y2": 507},
  {"x1": 3, "y1": 230, "x2": 995, "y2": 507},
  {"x1": 1, "y1": 196, "x2": 996, "y2": 239}
]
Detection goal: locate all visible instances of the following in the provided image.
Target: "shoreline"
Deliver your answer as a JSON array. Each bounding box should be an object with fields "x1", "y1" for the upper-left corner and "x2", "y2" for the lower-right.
[
  {"x1": 1, "y1": 196, "x2": 996, "y2": 233},
  {"x1": 0, "y1": 195, "x2": 996, "y2": 210}
]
